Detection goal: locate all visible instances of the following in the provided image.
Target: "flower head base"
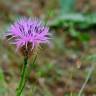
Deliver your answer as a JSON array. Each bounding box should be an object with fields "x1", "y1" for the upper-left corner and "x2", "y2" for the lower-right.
[{"x1": 5, "y1": 17, "x2": 51, "y2": 52}]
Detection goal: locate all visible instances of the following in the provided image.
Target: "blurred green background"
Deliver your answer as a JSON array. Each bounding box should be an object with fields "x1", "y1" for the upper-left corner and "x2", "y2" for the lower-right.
[{"x1": 0, "y1": 0, "x2": 96, "y2": 96}]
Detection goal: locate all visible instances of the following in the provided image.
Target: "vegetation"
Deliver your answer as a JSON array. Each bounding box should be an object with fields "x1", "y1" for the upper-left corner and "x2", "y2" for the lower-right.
[{"x1": 0, "y1": 0, "x2": 96, "y2": 96}]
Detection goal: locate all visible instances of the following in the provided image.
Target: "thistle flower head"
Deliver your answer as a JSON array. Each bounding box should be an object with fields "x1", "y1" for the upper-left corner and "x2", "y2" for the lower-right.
[{"x1": 5, "y1": 17, "x2": 51, "y2": 51}]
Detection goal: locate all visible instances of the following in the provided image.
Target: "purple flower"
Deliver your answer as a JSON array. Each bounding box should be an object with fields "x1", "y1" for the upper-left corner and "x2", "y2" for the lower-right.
[{"x1": 5, "y1": 17, "x2": 51, "y2": 50}]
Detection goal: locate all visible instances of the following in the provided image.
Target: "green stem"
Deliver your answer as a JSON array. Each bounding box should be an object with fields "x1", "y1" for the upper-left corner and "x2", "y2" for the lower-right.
[
  {"x1": 16, "y1": 56, "x2": 28, "y2": 96},
  {"x1": 28, "y1": 55, "x2": 37, "y2": 76},
  {"x1": 78, "y1": 66, "x2": 94, "y2": 96}
]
